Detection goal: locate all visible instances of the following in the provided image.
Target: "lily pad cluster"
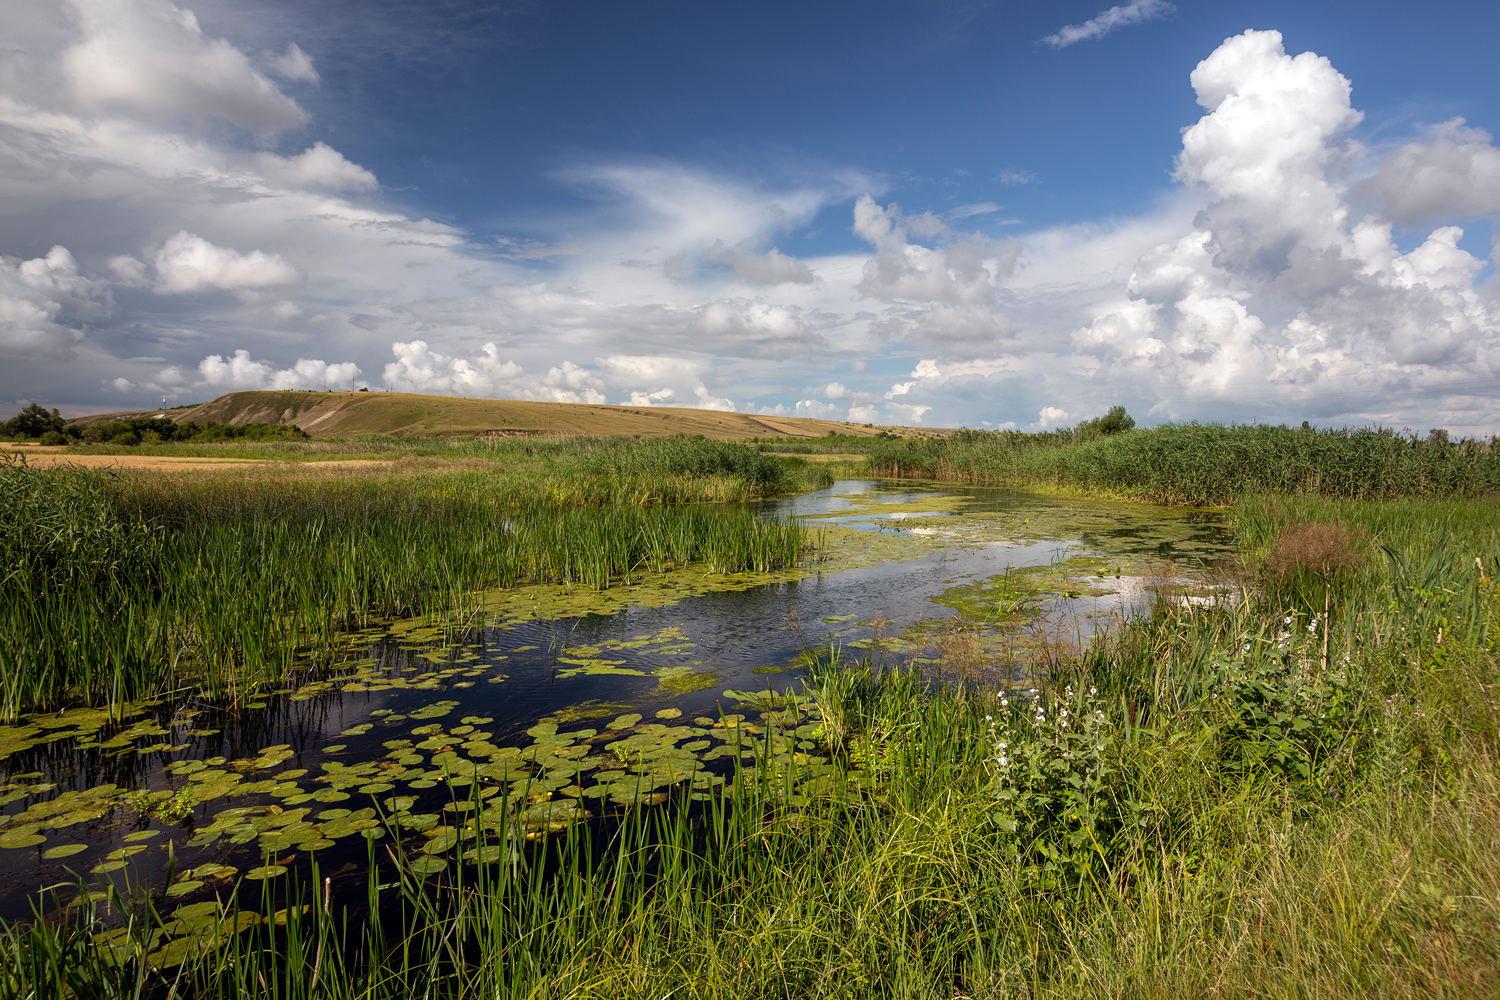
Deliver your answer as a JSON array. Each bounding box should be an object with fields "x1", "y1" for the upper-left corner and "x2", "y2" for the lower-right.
[{"x1": 0, "y1": 682, "x2": 862, "y2": 901}]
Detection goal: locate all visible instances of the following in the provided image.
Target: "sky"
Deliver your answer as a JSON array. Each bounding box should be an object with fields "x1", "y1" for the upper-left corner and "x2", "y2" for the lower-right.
[{"x1": 2, "y1": 0, "x2": 1500, "y2": 433}]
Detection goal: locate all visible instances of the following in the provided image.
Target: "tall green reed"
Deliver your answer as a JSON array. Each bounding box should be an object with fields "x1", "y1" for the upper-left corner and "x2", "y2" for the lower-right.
[
  {"x1": 0, "y1": 456, "x2": 811, "y2": 719},
  {"x1": 869, "y1": 423, "x2": 1500, "y2": 505}
]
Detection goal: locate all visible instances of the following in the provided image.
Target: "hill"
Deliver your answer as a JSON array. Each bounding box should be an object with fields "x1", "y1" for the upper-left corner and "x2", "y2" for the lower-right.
[{"x1": 68, "y1": 390, "x2": 946, "y2": 440}]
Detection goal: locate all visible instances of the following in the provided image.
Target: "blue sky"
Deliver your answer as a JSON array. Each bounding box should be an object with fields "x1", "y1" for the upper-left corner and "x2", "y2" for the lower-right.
[{"x1": 3, "y1": 0, "x2": 1500, "y2": 432}]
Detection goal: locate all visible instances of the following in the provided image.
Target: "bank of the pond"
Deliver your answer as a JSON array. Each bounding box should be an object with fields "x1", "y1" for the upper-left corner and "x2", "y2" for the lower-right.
[{"x1": 5, "y1": 492, "x2": 1499, "y2": 999}]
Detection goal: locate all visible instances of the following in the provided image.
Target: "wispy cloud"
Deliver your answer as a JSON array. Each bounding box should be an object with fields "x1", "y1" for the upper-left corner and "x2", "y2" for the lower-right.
[
  {"x1": 1043, "y1": 0, "x2": 1175, "y2": 49},
  {"x1": 946, "y1": 202, "x2": 1003, "y2": 220}
]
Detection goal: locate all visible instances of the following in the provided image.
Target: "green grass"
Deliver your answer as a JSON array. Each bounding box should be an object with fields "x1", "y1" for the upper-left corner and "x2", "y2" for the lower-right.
[
  {"x1": 5, "y1": 491, "x2": 1499, "y2": 998},
  {"x1": 868, "y1": 424, "x2": 1500, "y2": 505},
  {"x1": 0, "y1": 439, "x2": 819, "y2": 719},
  {"x1": 53, "y1": 432, "x2": 825, "y2": 484}
]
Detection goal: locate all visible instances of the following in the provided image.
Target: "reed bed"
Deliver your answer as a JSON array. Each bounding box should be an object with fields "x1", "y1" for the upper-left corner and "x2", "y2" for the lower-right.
[
  {"x1": 868, "y1": 424, "x2": 1500, "y2": 505},
  {"x1": 5, "y1": 494, "x2": 1499, "y2": 998},
  {"x1": 0, "y1": 446, "x2": 812, "y2": 719}
]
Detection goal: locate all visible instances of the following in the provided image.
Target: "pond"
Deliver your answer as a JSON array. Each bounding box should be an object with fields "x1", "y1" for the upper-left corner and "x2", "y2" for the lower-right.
[{"x1": 0, "y1": 481, "x2": 1233, "y2": 931}]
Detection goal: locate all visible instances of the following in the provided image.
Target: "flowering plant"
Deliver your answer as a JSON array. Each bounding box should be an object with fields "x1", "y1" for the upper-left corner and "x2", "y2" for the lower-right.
[
  {"x1": 1207, "y1": 610, "x2": 1350, "y2": 783},
  {"x1": 988, "y1": 684, "x2": 1150, "y2": 881}
]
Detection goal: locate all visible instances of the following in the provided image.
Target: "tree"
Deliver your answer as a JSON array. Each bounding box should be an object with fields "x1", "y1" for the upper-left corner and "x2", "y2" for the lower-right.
[
  {"x1": 3, "y1": 403, "x2": 66, "y2": 439},
  {"x1": 1075, "y1": 405, "x2": 1135, "y2": 439},
  {"x1": 1097, "y1": 405, "x2": 1135, "y2": 434}
]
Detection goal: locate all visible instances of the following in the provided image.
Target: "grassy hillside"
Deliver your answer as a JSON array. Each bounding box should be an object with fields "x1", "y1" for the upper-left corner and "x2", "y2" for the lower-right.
[{"x1": 69, "y1": 390, "x2": 946, "y2": 440}]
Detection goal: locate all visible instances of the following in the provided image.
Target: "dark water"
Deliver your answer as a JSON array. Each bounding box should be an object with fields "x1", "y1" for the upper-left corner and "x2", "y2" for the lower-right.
[{"x1": 0, "y1": 482, "x2": 1232, "y2": 925}]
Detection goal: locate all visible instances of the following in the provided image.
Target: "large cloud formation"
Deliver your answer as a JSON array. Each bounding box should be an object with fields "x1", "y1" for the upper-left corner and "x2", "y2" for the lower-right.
[
  {"x1": 1059, "y1": 30, "x2": 1499, "y2": 427},
  {"x1": 2, "y1": 8, "x2": 1498, "y2": 432}
]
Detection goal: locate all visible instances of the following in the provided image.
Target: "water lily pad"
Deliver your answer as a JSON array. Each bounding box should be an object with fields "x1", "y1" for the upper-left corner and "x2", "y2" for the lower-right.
[
  {"x1": 43, "y1": 843, "x2": 88, "y2": 859},
  {"x1": 273, "y1": 906, "x2": 309, "y2": 925},
  {"x1": 189, "y1": 864, "x2": 234, "y2": 879},
  {"x1": 91, "y1": 860, "x2": 128, "y2": 873},
  {"x1": 423, "y1": 828, "x2": 459, "y2": 853},
  {"x1": 302, "y1": 839, "x2": 335, "y2": 851},
  {"x1": 408, "y1": 857, "x2": 446, "y2": 876},
  {"x1": 654, "y1": 708, "x2": 683, "y2": 719},
  {"x1": 123, "y1": 830, "x2": 159, "y2": 842},
  {"x1": 165, "y1": 880, "x2": 203, "y2": 897},
  {"x1": 398, "y1": 813, "x2": 440, "y2": 832},
  {"x1": 0, "y1": 832, "x2": 45, "y2": 849},
  {"x1": 245, "y1": 866, "x2": 287, "y2": 880}
]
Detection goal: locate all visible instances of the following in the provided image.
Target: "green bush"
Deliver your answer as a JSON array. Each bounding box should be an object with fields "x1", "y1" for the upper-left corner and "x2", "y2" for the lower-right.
[{"x1": 36, "y1": 431, "x2": 67, "y2": 446}]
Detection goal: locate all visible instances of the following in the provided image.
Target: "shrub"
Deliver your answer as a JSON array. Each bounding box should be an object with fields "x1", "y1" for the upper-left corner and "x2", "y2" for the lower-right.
[
  {"x1": 112, "y1": 431, "x2": 140, "y2": 446},
  {"x1": 1263, "y1": 521, "x2": 1366, "y2": 579},
  {"x1": 36, "y1": 431, "x2": 67, "y2": 446}
]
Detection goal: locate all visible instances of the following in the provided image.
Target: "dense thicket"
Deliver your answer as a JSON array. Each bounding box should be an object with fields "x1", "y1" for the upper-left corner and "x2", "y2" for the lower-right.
[{"x1": 75, "y1": 418, "x2": 309, "y2": 446}]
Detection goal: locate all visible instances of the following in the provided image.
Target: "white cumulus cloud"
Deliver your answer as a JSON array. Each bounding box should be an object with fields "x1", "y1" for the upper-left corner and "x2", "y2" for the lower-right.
[
  {"x1": 0, "y1": 246, "x2": 111, "y2": 358},
  {"x1": 1358, "y1": 119, "x2": 1500, "y2": 227},
  {"x1": 264, "y1": 42, "x2": 318, "y2": 83},
  {"x1": 152, "y1": 232, "x2": 301, "y2": 293},
  {"x1": 114, "y1": 349, "x2": 363, "y2": 396},
  {"x1": 382, "y1": 341, "x2": 525, "y2": 397},
  {"x1": 256, "y1": 143, "x2": 378, "y2": 192},
  {"x1": 1074, "y1": 29, "x2": 1500, "y2": 420}
]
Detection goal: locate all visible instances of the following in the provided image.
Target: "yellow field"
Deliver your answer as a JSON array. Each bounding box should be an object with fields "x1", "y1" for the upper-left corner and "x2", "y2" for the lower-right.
[
  {"x1": 69, "y1": 390, "x2": 948, "y2": 440},
  {"x1": 0, "y1": 442, "x2": 391, "y2": 472}
]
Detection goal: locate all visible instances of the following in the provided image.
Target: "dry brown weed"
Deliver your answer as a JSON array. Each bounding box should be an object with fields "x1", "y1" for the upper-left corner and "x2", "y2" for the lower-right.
[{"x1": 1263, "y1": 520, "x2": 1367, "y2": 579}]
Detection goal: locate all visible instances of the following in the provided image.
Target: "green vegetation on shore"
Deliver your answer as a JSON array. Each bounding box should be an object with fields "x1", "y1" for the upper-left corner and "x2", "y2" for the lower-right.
[
  {"x1": 4, "y1": 425, "x2": 1500, "y2": 998},
  {"x1": 867, "y1": 422, "x2": 1500, "y2": 505},
  {"x1": 0, "y1": 437, "x2": 820, "y2": 719},
  {"x1": 6, "y1": 490, "x2": 1498, "y2": 998}
]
